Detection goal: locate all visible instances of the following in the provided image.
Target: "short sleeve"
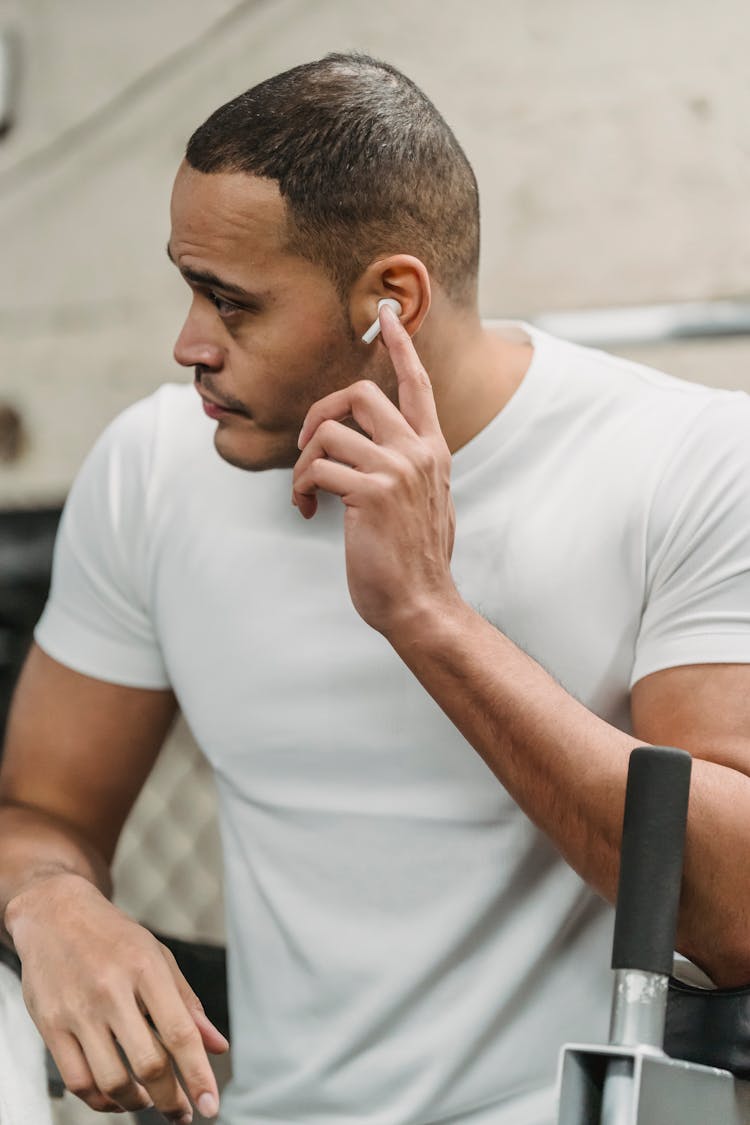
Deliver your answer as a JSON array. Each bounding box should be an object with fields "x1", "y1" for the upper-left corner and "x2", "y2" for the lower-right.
[
  {"x1": 631, "y1": 392, "x2": 750, "y2": 687},
  {"x1": 34, "y1": 395, "x2": 171, "y2": 689}
]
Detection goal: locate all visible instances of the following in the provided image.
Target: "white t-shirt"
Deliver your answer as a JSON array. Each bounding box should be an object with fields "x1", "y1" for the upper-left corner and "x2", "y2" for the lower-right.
[{"x1": 35, "y1": 324, "x2": 750, "y2": 1125}]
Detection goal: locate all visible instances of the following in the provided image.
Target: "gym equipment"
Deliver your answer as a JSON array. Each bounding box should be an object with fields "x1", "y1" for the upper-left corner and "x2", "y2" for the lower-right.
[{"x1": 556, "y1": 746, "x2": 750, "y2": 1124}]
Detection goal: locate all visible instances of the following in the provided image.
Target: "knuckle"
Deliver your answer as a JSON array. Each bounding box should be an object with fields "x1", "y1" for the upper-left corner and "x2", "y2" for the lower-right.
[
  {"x1": 316, "y1": 418, "x2": 340, "y2": 445},
  {"x1": 393, "y1": 451, "x2": 422, "y2": 486},
  {"x1": 98, "y1": 1069, "x2": 131, "y2": 1099},
  {"x1": 375, "y1": 473, "x2": 400, "y2": 502},
  {"x1": 415, "y1": 365, "x2": 431, "y2": 389},
  {"x1": 130, "y1": 955, "x2": 157, "y2": 984},
  {"x1": 129, "y1": 941, "x2": 167, "y2": 981},
  {"x1": 382, "y1": 448, "x2": 408, "y2": 473},
  {"x1": 355, "y1": 379, "x2": 379, "y2": 401},
  {"x1": 89, "y1": 972, "x2": 117, "y2": 1002},
  {"x1": 412, "y1": 445, "x2": 433, "y2": 475},
  {"x1": 65, "y1": 1075, "x2": 98, "y2": 1100},
  {"x1": 132, "y1": 1051, "x2": 169, "y2": 1084},
  {"x1": 162, "y1": 1020, "x2": 200, "y2": 1051},
  {"x1": 36, "y1": 1010, "x2": 63, "y2": 1038}
]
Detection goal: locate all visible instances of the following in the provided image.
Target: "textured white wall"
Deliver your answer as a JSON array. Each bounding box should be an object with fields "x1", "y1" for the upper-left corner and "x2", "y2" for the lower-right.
[{"x1": 1, "y1": 0, "x2": 749, "y2": 505}]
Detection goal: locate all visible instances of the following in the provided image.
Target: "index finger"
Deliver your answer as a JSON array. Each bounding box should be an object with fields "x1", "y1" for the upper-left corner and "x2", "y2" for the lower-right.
[
  {"x1": 378, "y1": 304, "x2": 441, "y2": 438},
  {"x1": 138, "y1": 960, "x2": 220, "y2": 1119}
]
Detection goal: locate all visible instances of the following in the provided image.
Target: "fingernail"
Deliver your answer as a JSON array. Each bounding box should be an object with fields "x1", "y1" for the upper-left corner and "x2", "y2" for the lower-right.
[{"x1": 198, "y1": 1092, "x2": 219, "y2": 1117}]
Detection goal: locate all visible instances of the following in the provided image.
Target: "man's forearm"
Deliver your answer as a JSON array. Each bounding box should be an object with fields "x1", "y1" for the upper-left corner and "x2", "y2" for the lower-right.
[
  {"x1": 0, "y1": 803, "x2": 112, "y2": 948},
  {"x1": 386, "y1": 596, "x2": 750, "y2": 986}
]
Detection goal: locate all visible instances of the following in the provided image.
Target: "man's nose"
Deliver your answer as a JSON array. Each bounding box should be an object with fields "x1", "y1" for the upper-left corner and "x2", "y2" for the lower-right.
[{"x1": 173, "y1": 304, "x2": 224, "y2": 370}]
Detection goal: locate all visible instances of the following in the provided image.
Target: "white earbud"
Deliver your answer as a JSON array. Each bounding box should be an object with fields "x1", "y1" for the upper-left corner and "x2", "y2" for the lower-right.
[{"x1": 361, "y1": 298, "x2": 402, "y2": 345}]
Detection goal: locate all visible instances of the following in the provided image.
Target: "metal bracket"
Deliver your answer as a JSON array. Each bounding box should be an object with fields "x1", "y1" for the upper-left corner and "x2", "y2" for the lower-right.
[{"x1": 557, "y1": 1042, "x2": 750, "y2": 1124}]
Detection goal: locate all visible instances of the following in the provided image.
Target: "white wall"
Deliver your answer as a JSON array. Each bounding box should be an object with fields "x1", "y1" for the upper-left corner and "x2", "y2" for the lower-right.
[{"x1": 1, "y1": 0, "x2": 749, "y2": 504}]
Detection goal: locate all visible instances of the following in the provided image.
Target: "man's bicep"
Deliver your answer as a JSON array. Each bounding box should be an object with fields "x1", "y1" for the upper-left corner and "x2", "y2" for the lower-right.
[
  {"x1": 0, "y1": 643, "x2": 178, "y2": 863},
  {"x1": 631, "y1": 662, "x2": 750, "y2": 775}
]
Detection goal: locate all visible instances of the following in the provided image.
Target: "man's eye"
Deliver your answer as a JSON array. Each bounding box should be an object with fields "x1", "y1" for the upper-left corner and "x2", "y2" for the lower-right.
[{"x1": 208, "y1": 292, "x2": 242, "y2": 317}]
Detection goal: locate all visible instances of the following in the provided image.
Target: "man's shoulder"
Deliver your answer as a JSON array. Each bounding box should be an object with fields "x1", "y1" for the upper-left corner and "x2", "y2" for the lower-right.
[
  {"x1": 91, "y1": 382, "x2": 210, "y2": 479},
  {"x1": 545, "y1": 329, "x2": 720, "y2": 402},
  {"x1": 65, "y1": 382, "x2": 214, "y2": 529},
  {"x1": 537, "y1": 328, "x2": 750, "y2": 443},
  {"x1": 102, "y1": 381, "x2": 199, "y2": 447}
]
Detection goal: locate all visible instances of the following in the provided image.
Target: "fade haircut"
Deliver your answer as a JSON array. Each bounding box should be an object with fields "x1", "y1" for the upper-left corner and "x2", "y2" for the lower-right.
[{"x1": 185, "y1": 53, "x2": 480, "y2": 305}]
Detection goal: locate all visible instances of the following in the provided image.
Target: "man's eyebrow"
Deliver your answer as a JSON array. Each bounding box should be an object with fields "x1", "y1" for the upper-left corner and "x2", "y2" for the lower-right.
[{"x1": 165, "y1": 242, "x2": 258, "y2": 303}]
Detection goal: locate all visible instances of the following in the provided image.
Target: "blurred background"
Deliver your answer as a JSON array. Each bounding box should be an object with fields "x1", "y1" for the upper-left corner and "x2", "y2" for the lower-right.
[{"x1": 0, "y1": 1, "x2": 749, "y2": 1121}]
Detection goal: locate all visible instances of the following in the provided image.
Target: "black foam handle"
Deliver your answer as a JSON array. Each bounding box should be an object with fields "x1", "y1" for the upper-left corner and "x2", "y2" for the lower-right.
[{"x1": 611, "y1": 746, "x2": 692, "y2": 975}]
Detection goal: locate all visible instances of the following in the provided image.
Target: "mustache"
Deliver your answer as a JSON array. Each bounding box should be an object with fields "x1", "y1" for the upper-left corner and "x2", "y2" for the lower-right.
[{"x1": 194, "y1": 367, "x2": 251, "y2": 415}]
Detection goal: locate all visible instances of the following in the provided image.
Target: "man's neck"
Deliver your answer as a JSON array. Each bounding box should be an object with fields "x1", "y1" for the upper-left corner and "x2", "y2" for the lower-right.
[{"x1": 418, "y1": 299, "x2": 534, "y2": 454}]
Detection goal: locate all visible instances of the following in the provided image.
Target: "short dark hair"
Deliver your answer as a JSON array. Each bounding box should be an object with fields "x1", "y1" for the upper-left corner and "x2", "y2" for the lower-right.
[{"x1": 185, "y1": 53, "x2": 480, "y2": 305}]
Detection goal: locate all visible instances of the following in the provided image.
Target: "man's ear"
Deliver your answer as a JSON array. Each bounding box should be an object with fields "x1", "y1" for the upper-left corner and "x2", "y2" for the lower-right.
[{"x1": 351, "y1": 255, "x2": 431, "y2": 343}]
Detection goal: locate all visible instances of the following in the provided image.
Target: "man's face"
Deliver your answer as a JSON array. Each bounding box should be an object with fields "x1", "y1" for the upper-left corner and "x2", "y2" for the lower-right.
[{"x1": 168, "y1": 162, "x2": 380, "y2": 471}]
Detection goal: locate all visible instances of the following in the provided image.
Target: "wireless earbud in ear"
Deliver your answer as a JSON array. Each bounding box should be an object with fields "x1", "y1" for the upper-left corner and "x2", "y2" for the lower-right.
[{"x1": 361, "y1": 298, "x2": 403, "y2": 345}]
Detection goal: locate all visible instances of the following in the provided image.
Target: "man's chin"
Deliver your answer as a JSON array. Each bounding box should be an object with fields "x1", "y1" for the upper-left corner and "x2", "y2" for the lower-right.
[{"x1": 212, "y1": 428, "x2": 299, "y2": 472}]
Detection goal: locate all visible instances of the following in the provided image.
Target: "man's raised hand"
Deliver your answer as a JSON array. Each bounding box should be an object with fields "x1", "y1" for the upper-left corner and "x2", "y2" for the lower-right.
[{"x1": 293, "y1": 305, "x2": 458, "y2": 637}]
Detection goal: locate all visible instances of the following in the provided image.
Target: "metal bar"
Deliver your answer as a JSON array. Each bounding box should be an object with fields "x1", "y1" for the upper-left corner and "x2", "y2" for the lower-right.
[
  {"x1": 530, "y1": 300, "x2": 750, "y2": 347},
  {"x1": 600, "y1": 1057, "x2": 633, "y2": 1125},
  {"x1": 608, "y1": 970, "x2": 668, "y2": 1051}
]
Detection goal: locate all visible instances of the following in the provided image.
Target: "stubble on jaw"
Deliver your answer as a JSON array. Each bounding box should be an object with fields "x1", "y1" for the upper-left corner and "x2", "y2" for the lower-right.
[{"x1": 211, "y1": 324, "x2": 400, "y2": 473}]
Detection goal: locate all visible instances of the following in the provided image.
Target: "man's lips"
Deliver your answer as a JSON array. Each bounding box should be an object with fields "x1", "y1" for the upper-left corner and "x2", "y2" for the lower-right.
[{"x1": 195, "y1": 384, "x2": 249, "y2": 418}]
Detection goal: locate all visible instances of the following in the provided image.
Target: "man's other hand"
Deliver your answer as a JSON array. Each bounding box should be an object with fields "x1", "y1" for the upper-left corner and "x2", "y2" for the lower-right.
[{"x1": 6, "y1": 871, "x2": 227, "y2": 1121}]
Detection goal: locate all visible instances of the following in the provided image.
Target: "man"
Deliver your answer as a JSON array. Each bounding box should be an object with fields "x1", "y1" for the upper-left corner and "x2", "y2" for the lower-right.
[{"x1": 2, "y1": 52, "x2": 750, "y2": 1125}]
